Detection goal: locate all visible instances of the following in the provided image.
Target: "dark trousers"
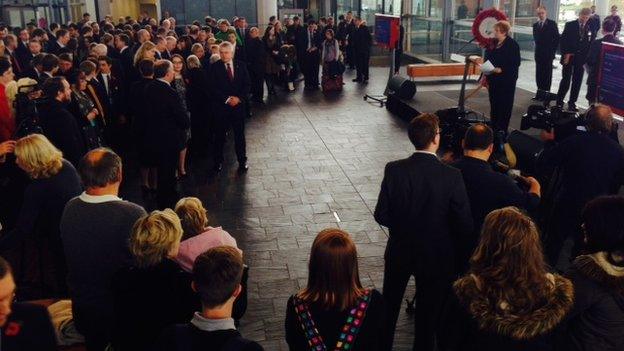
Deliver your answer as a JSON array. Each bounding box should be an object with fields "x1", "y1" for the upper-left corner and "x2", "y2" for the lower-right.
[
  {"x1": 346, "y1": 44, "x2": 355, "y2": 68},
  {"x1": 382, "y1": 254, "x2": 452, "y2": 351},
  {"x1": 355, "y1": 50, "x2": 370, "y2": 80},
  {"x1": 488, "y1": 81, "x2": 517, "y2": 135},
  {"x1": 156, "y1": 148, "x2": 179, "y2": 210},
  {"x1": 249, "y1": 69, "x2": 264, "y2": 102},
  {"x1": 535, "y1": 57, "x2": 554, "y2": 91},
  {"x1": 303, "y1": 51, "x2": 320, "y2": 87},
  {"x1": 557, "y1": 61, "x2": 585, "y2": 105},
  {"x1": 214, "y1": 107, "x2": 247, "y2": 165}
]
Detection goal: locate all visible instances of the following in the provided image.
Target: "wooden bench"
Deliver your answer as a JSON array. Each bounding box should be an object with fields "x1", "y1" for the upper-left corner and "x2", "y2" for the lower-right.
[{"x1": 407, "y1": 56, "x2": 483, "y2": 78}]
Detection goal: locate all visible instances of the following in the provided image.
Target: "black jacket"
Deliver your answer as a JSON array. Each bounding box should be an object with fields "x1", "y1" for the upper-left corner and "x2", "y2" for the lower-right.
[
  {"x1": 561, "y1": 253, "x2": 624, "y2": 351},
  {"x1": 112, "y1": 259, "x2": 200, "y2": 351},
  {"x1": 156, "y1": 325, "x2": 264, "y2": 351},
  {"x1": 537, "y1": 132, "x2": 624, "y2": 212},
  {"x1": 485, "y1": 36, "x2": 521, "y2": 86},
  {"x1": 298, "y1": 27, "x2": 323, "y2": 56},
  {"x1": 285, "y1": 290, "x2": 385, "y2": 351},
  {"x1": 39, "y1": 99, "x2": 86, "y2": 166},
  {"x1": 441, "y1": 274, "x2": 573, "y2": 351},
  {"x1": 1, "y1": 303, "x2": 57, "y2": 351},
  {"x1": 246, "y1": 37, "x2": 267, "y2": 74},
  {"x1": 208, "y1": 60, "x2": 250, "y2": 112},
  {"x1": 143, "y1": 79, "x2": 190, "y2": 154},
  {"x1": 451, "y1": 156, "x2": 540, "y2": 271},
  {"x1": 533, "y1": 18, "x2": 560, "y2": 61},
  {"x1": 560, "y1": 20, "x2": 594, "y2": 64},
  {"x1": 351, "y1": 25, "x2": 372, "y2": 54},
  {"x1": 374, "y1": 153, "x2": 473, "y2": 275}
]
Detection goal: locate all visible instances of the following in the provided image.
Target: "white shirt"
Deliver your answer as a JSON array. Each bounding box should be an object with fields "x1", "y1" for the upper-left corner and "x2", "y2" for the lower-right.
[
  {"x1": 78, "y1": 192, "x2": 122, "y2": 203},
  {"x1": 414, "y1": 150, "x2": 438, "y2": 158},
  {"x1": 101, "y1": 73, "x2": 110, "y2": 95}
]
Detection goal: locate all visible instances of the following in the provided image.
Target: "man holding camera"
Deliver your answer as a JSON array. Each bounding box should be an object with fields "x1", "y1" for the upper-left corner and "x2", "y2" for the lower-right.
[
  {"x1": 452, "y1": 124, "x2": 541, "y2": 273},
  {"x1": 538, "y1": 105, "x2": 624, "y2": 270}
]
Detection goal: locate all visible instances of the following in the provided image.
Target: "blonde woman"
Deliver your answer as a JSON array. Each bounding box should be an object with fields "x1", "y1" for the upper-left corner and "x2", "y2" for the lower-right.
[
  {"x1": 3, "y1": 134, "x2": 81, "y2": 297},
  {"x1": 112, "y1": 209, "x2": 199, "y2": 351},
  {"x1": 133, "y1": 40, "x2": 157, "y2": 67},
  {"x1": 174, "y1": 197, "x2": 240, "y2": 272}
]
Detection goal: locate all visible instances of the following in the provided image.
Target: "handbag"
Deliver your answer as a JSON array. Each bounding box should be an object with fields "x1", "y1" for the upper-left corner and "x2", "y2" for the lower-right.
[{"x1": 293, "y1": 289, "x2": 372, "y2": 350}]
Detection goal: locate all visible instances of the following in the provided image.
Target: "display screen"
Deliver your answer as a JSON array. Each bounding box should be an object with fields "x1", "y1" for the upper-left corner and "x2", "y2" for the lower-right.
[{"x1": 598, "y1": 42, "x2": 624, "y2": 116}]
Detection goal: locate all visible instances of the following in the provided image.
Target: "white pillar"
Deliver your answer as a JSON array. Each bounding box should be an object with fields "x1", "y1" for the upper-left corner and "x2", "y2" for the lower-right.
[
  {"x1": 257, "y1": 0, "x2": 278, "y2": 29},
  {"x1": 595, "y1": 0, "x2": 610, "y2": 18}
]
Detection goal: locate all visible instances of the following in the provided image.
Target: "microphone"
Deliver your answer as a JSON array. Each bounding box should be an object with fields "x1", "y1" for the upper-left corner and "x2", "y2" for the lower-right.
[{"x1": 491, "y1": 160, "x2": 531, "y2": 186}]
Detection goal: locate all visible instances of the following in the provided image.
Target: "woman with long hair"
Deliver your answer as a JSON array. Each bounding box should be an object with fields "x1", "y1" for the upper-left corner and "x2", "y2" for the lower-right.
[
  {"x1": 262, "y1": 24, "x2": 282, "y2": 95},
  {"x1": 170, "y1": 54, "x2": 190, "y2": 178},
  {"x1": 559, "y1": 196, "x2": 624, "y2": 351},
  {"x1": 133, "y1": 41, "x2": 156, "y2": 67},
  {"x1": 441, "y1": 207, "x2": 573, "y2": 351},
  {"x1": 285, "y1": 228, "x2": 385, "y2": 350},
  {"x1": 321, "y1": 28, "x2": 344, "y2": 91}
]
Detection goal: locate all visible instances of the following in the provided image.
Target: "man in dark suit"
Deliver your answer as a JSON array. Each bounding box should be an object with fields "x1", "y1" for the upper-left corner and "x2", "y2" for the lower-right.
[
  {"x1": 532, "y1": 6, "x2": 559, "y2": 95},
  {"x1": 39, "y1": 77, "x2": 86, "y2": 166},
  {"x1": 15, "y1": 28, "x2": 31, "y2": 73},
  {"x1": 97, "y1": 55, "x2": 128, "y2": 152},
  {"x1": 144, "y1": 60, "x2": 190, "y2": 209},
  {"x1": 588, "y1": 6, "x2": 601, "y2": 38},
  {"x1": 375, "y1": 113, "x2": 473, "y2": 351},
  {"x1": 300, "y1": 20, "x2": 322, "y2": 90},
  {"x1": 537, "y1": 105, "x2": 624, "y2": 270},
  {"x1": 4, "y1": 35, "x2": 23, "y2": 77},
  {"x1": 208, "y1": 42, "x2": 250, "y2": 174},
  {"x1": 114, "y1": 34, "x2": 133, "y2": 82},
  {"x1": 586, "y1": 19, "x2": 623, "y2": 104},
  {"x1": 556, "y1": 8, "x2": 594, "y2": 111},
  {"x1": 0, "y1": 257, "x2": 57, "y2": 351},
  {"x1": 451, "y1": 124, "x2": 541, "y2": 273},
  {"x1": 352, "y1": 17, "x2": 372, "y2": 83},
  {"x1": 46, "y1": 29, "x2": 70, "y2": 56},
  {"x1": 345, "y1": 12, "x2": 357, "y2": 69}
]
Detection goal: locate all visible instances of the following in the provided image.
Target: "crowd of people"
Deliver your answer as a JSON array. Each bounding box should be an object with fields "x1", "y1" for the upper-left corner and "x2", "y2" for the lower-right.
[{"x1": 0, "y1": 7, "x2": 621, "y2": 351}]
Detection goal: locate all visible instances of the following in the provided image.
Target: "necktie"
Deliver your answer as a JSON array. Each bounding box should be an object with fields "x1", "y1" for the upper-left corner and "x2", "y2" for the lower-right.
[
  {"x1": 540, "y1": 21, "x2": 544, "y2": 29},
  {"x1": 226, "y1": 63, "x2": 233, "y2": 81}
]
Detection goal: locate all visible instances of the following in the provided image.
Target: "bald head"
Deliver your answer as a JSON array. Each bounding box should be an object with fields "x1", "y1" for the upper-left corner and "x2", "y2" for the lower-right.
[
  {"x1": 464, "y1": 123, "x2": 494, "y2": 150},
  {"x1": 586, "y1": 105, "x2": 614, "y2": 133},
  {"x1": 78, "y1": 148, "x2": 122, "y2": 189}
]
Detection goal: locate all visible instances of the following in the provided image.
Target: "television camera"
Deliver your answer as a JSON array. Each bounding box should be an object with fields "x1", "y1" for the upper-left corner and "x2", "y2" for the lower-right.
[
  {"x1": 13, "y1": 83, "x2": 45, "y2": 138},
  {"x1": 520, "y1": 90, "x2": 585, "y2": 141}
]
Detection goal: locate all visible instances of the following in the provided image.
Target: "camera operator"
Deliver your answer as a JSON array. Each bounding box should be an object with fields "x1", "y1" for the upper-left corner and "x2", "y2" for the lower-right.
[
  {"x1": 451, "y1": 123, "x2": 541, "y2": 273},
  {"x1": 538, "y1": 105, "x2": 624, "y2": 270},
  {"x1": 38, "y1": 77, "x2": 86, "y2": 166}
]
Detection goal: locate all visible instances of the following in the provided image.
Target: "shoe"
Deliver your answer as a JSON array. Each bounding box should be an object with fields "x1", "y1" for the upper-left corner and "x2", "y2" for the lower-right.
[
  {"x1": 352, "y1": 78, "x2": 361, "y2": 82},
  {"x1": 362, "y1": 79, "x2": 369, "y2": 84},
  {"x1": 214, "y1": 163, "x2": 223, "y2": 173},
  {"x1": 568, "y1": 103, "x2": 578, "y2": 112},
  {"x1": 531, "y1": 96, "x2": 540, "y2": 101},
  {"x1": 238, "y1": 162, "x2": 248, "y2": 173}
]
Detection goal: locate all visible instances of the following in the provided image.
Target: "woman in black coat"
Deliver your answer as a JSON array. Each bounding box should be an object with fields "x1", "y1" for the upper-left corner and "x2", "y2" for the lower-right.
[
  {"x1": 484, "y1": 21, "x2": 521, "y2": 137},
  {"x1": 2, "y1": 134, "x2": 82, "y2": 298},
  {"x1": 560, "y1": 196, "x2": 624, "y2": 351},
  {"x1": 284, "y1": 229, "x2": 385, "y2": 351},
  {"x1": 112, "y1": 209, "x2": 199, "y2": 351},
  {"x1": 440, "y1": 207, "x2": 573, "y2": 351}
]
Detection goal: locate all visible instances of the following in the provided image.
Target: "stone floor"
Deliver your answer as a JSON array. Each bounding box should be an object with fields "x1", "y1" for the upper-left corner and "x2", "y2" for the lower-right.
[{"x1": 118, "y1": 61, "x2": 570, "y2": 350}]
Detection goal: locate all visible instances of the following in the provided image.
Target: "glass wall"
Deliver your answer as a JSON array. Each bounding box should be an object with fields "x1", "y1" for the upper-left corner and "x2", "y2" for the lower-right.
[
  {"x1": 406, "y1": 0, "x2": 446, "y2": 61},
  {"x1": 361, "y1": 0, "x2": 383, "y2": 24}
]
